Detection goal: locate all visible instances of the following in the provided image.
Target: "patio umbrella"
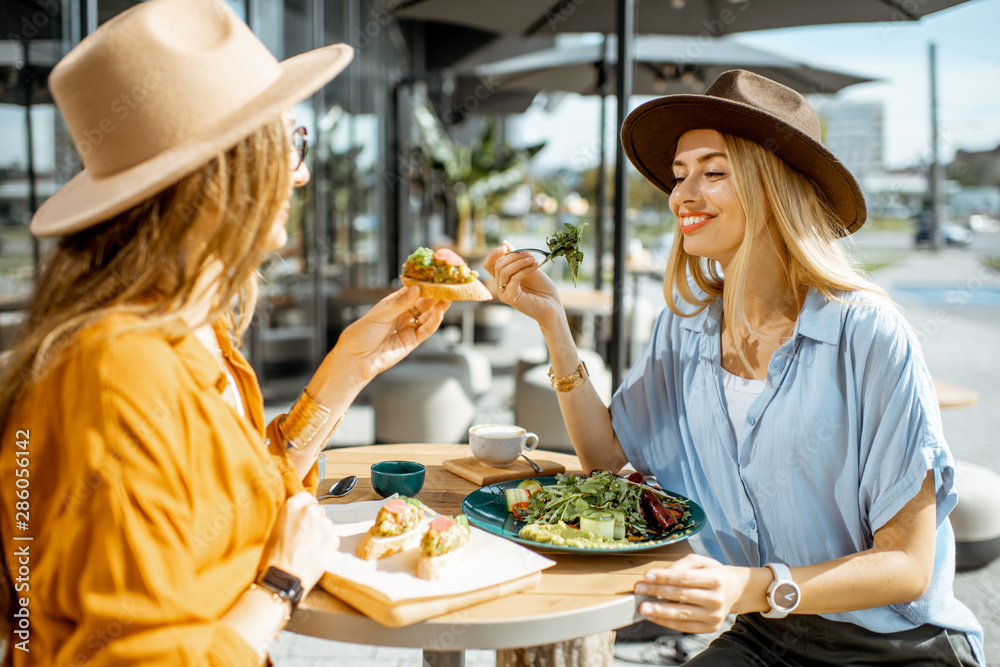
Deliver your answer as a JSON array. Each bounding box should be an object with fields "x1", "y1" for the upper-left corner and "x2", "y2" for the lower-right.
[
  {"x1": 472, "y1": 34, "x2": 874, "y2": 97},
  {"x1": 395, "y1": 0, "x2": 975, "y2": 389},
  {"x1": 394, "y1": 0, "x2": 974, "y2": 37}
]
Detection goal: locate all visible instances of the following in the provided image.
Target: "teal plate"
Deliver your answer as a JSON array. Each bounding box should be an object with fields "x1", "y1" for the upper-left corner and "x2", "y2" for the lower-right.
[{"x1": 461, "y1": 476, "x2": 706, "y2": 553}]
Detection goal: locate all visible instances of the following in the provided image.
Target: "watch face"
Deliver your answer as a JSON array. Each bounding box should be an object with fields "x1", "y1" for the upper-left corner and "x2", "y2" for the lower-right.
[
  {"x1": 773, "y1": 582, "x2": 799, "y2": 610},
  {"x1": 261, "y1": 567, "x2": 303, "y2": 604}
]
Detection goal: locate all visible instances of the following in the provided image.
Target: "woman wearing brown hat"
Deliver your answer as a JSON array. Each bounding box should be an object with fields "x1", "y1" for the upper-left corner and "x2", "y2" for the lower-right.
[
  {"x1": 486, "y1": 69, "x2": 983, "y2": 665},
  {"x1": 0, "y1": 0, "x2": 448, "y2": 664}
]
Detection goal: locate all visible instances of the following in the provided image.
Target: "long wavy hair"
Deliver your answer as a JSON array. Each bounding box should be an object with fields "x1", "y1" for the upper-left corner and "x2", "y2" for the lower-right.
[
  {"x1": 664, "y1": 132, "x2": 888, "y2": 376},
  {"x1": 0, "y1": 113, "x2": 291, "y2": 629}
]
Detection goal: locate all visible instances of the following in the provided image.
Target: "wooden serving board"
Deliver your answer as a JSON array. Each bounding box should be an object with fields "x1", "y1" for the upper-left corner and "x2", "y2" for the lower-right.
[
  {"x1": 443, "y1": 456, "x2": 565, "y2": 486},
  {"x1": 318, "y1": 570, "x2": 541, "y2": 627}
]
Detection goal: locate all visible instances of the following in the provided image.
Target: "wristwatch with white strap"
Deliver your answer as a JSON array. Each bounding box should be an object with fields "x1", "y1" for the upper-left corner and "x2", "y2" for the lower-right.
[{"x1": 762, "y1": 562, "x2": 800, "y2": 619}]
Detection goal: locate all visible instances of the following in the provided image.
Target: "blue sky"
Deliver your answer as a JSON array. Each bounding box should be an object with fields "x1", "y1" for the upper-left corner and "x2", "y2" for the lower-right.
[{"x1": 513, "y1": 0, "x2": 1000, "y2": 172}]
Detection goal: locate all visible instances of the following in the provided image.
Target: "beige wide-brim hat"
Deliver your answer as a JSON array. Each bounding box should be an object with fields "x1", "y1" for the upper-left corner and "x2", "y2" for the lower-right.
[
  {"x1": 30, "y1": 0, "x2": 354, "y2": 237},
  {"x1": 621, "y1": 69, "x2": 867, "y2": 235}
]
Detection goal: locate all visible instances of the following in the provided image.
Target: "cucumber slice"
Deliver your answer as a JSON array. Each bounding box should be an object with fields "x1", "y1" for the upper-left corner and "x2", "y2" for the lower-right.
[
  {"x1": 504, "y1": 488, "x2": 531, "y2": 513},
  {"x1": 580, "y1": 508, "x2": 615, "y2": 539},
  {"x1": 609, "y1": 509, "x2": 625, "y2": 540},
  {"x1": 516, "y1": 479, "x2": 543, "y2": 495}
]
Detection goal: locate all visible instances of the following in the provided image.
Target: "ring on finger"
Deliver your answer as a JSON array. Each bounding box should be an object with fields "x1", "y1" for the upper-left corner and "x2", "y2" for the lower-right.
[
  {"x1": 409, "y1": 306, "x2": 421, "y2": 321},
  {"x1": 499, "y1": 283, "x2": 508, "y2": 290}
]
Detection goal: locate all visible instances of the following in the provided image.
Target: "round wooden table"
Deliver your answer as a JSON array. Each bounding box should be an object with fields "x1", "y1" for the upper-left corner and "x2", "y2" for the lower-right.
[
  {"x1": 932, "y1": 377, "x2": 981, "y2": 409},
  {"x1": 293, "y1": 444, "x2": 691, "y2": 667}
]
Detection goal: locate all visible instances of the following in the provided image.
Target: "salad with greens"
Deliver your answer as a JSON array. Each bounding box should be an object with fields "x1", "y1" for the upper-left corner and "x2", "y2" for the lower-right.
[{"x1": 517, "y1": 470, "x2": 691, "y2": 540}]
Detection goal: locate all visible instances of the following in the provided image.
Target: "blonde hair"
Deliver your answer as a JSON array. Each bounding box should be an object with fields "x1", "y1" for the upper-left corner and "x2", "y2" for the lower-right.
[
  {"x1": 0, "y1": 115, "x2": 292, "y2": 627},
  {"x1": 664, "y1": 133, "x2": 888, "y2": 375},
  {"x1": 0, "y1": 113, "x2": 290, "y2": 428}
]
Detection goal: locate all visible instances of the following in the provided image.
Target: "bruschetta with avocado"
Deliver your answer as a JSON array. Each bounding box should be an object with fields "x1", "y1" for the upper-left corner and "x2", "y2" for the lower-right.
[
  {"x1": 416, "y1": 514, "x2": 471, "y2": 580},
  {"x1": 401, "y1": 247, "x2": 492, "y2": 301},
  {"x1": 356, "y1": 497, "x2": 429, "y2": 560}
]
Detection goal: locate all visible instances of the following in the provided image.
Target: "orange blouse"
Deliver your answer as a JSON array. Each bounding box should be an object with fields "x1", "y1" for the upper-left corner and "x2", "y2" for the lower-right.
[{"x1": 1, "y1": 314, "x2": 319, "y2": 666}]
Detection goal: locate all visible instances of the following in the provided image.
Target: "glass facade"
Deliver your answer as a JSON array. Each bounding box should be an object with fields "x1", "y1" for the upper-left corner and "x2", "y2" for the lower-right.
[{"x1": 0, "y1": 0, "x2": 444, "y2": 389}]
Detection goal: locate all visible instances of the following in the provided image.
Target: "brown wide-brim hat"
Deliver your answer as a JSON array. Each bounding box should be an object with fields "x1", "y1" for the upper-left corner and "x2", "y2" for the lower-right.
[
  {"x1": 621, "y1": 69, "x2": 867, "y2": 235},
  {"x1": 30, "y1": 0, "x2": 354, "y2": 237}
]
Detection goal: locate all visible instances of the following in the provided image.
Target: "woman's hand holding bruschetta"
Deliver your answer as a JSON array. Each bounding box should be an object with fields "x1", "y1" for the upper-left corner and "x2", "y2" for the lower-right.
[{"x1": 484, "y1": 242, "x2": 566, "y2": 333}]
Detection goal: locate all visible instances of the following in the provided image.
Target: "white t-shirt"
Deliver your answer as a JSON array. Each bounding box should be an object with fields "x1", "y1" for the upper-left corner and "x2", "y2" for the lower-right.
[
  {"x1": 719, "y1": 366, "x2": 765, "y2": 439},
  {"x1": 223, "y1": 365, "x2": 246, "y2": 419}
]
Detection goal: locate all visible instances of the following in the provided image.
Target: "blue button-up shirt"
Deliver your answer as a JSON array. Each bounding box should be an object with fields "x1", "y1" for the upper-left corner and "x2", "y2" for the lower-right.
[{"x1": 610, "y1": 288, "x2": 984, "y2": 663}]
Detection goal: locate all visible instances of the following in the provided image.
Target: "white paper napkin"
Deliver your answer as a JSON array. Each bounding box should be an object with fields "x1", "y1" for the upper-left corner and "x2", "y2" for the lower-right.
[{"x1": 323, "y1": 500, "x2": 555, "y2": 603}]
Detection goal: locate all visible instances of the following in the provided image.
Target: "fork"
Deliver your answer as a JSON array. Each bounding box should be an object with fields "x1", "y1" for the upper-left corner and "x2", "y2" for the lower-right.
[{"x1": 505, "y1": 247, "x2": 553, "y2": 267}]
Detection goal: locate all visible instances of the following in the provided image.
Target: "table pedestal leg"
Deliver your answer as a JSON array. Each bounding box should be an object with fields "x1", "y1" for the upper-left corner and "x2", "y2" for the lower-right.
[
  {"x1": 422, "y1": 649, "x2": 465, "y2": 667},
  {"x1": 497, "y1": 631, "x2": 616, "y2": 666}
]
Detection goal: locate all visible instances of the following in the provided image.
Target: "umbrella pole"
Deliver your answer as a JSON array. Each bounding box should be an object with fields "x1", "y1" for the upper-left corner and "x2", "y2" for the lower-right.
[
  {"x1": 610, "y1": 0, "x2": 635, "y2": 391},
  {"x1": 927, "y1": 42, "x2": 942, "y2": 249},
  {"x1": 594, "y1": 42, "x2": 609, "y2": 294},
  {"x1": 21, "y1": 39, "x2": 40, "y2": 279},
  {"x1": 311, "y1": 0, "x2": 329, "y2": 367}
]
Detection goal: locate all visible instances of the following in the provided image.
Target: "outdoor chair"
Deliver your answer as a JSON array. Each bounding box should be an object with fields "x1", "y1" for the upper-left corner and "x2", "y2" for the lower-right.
[
  {"x1": 952, "y1": 460, "x2": 1000, "y2": 571},
  {"x1": 514, "y1": 348, "x2": 612, "y2": 453},
  {"x1": 369, "y1": 363, "x2": 477, "y2": 444}
]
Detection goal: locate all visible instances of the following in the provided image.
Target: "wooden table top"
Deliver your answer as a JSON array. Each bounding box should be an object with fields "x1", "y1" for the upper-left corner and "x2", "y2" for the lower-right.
[
  {"x1": 932, "y1": 377, "x2": 981, "y2": 409},
  {"x1": 558, "y1": 289, "x2": 613, "y2": 315},
  {"x1": 294, "y1": 444, "x2": 691, "y2": 650}
]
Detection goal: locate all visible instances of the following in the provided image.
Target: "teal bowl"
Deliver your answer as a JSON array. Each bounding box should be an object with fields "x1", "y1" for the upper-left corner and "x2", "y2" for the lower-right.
[{"x1": 371, "y1": 460, "x2": 426, "y2": 498}]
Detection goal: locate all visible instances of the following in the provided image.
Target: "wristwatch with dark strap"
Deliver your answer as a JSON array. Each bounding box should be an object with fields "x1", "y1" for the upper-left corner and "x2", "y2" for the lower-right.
[
  {"x1": 255, "y1": 566, "x2": 304, "y2": 612},
  {"x1": 762, "y1": 562, "x2": 800, "y2": 619}
]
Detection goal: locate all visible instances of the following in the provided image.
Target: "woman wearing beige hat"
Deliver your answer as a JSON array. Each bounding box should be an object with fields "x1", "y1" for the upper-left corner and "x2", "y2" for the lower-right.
[
  {"x1": 0, "y1": 0, "x2": 447, "y2": 664},
  {"x1": 486, "y1": 70, "x2": 983, "y2": 665}
]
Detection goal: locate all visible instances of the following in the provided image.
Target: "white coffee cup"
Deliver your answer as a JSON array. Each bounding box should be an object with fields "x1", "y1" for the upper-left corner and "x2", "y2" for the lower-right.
[{"x1": 469, "y1": 424, "x2": 539, "y2": 467}]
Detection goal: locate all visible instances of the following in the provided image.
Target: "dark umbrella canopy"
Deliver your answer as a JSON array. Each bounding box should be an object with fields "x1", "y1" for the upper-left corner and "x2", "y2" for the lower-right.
[
  {"x1": 395, "y1": 0, "x2": 973, "y2": 36},
  {"x1": 470, "y1": 35, "x2": 874, "y2": 97}
]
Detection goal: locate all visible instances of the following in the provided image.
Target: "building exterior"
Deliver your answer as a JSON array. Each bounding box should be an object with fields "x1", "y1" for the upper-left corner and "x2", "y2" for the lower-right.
[
  {"x1": 0, "y1": 0, "x2": 508, "y2": 375},
  {"x1": 818, "y1": 99, "x2": 885, "y2": 181}
]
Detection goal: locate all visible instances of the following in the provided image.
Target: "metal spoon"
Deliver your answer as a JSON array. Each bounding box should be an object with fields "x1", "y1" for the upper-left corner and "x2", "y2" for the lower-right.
[
  {"x1": 520, "y1": 453, "x2": 543, "y2": 473},
  {"x1": 316, "y1": 475, "x2": 357, "y2": 500}
]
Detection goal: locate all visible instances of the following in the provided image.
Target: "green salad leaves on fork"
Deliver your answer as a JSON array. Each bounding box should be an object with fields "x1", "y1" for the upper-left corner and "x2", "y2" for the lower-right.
[{"x1": 510, "y1": 222, "x2": 586, "y2": 286}]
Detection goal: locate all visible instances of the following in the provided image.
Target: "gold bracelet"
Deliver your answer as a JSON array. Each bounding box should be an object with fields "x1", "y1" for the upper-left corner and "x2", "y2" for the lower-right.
[
  {"x1": 279, "y1": 389, "x2": 333, "y2": 450},
  {"x1": 249, "y1": 582, "x2": 292, "y2": 624},
  {"x1": 548, "y1": 360, "x2": 589, "y2": 392}
]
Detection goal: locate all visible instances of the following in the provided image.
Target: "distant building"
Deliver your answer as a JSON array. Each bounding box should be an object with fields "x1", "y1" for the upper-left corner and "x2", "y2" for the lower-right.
[
  {"x1": 949, "y1": 144, "x2": 1000, "y2": 189},
  {"x1": 819, "y1": 100, "x2": 884, "y2": 180}
]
